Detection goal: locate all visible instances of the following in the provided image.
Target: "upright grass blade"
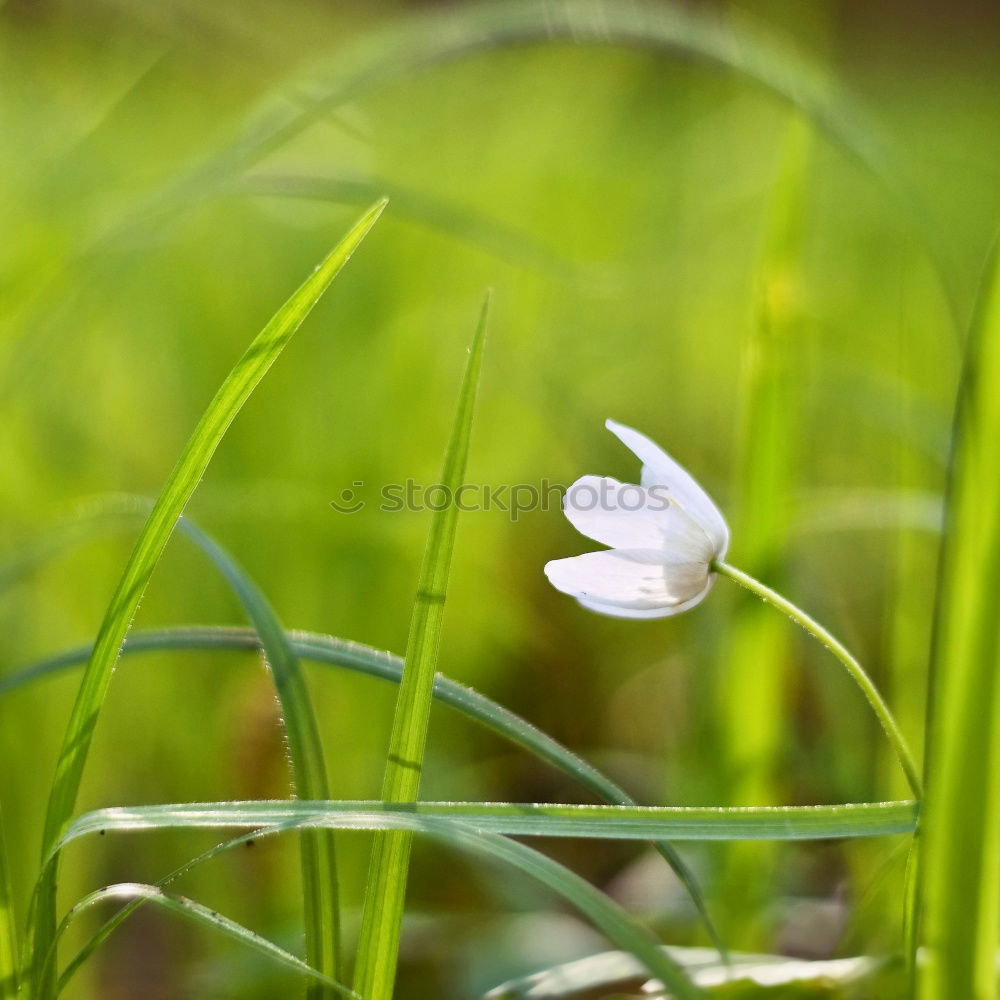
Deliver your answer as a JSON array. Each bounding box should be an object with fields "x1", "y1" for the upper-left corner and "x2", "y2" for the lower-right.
[
  {"x1": 353, "y1": 294, "x2": 490, "y2": 1000},
  {"x1": 175, "y1": 518, "x2": 342, "y2": 998},
  {"x1": 25, "y1": 199, "x2": 386, "y2": 1000},
  {"x1": 917, "y1": 244, "x2": 1000, "y2": 1000},
  {"x1": 0, "y1": 804, "x2": 17, "y2": 1000}
]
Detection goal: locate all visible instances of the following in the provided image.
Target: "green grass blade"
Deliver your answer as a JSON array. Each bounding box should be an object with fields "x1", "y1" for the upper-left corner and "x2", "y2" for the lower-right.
[
  {"x1": 26, "y1": 200, "x2": 386, "y2": 999},
  {"x1": 917, "y1": 243, "x2": 1000, "y2": 999},
  {"x1": 174, "y1": 518, "x2": 341, "y2": 997},
  {"x1": 6, "y1": 497, "x2": 344, "y2": 992},
  {"x1": 54, "y1": 884, "x2": 360, "y2": 1000},
  {"x1": 232, "y1": 4, "x2": 877, "y2": 193},
  {"x1": 39, "y1": 797, "x2": 914, "y2": 996},
  {"x1": 55, "y1": 823, "x2": 301, "y2": 994},
  {"x1": 58, "y1": 799, "x2": 918, "y2": 847},
  {"x1": 437, "y1": 826, "x2": 703, "y2": 1000},
  {"x1": 0, "y1": 479, "x2": 719, "y2": 954},
  {"x1": 0, "y1": 804, "x2": 17, "y2": 1000},
  {"x1": 50, "y1": 820, "x2": 702, "y2": 1000},
  {"x1": 6, "y1": 620, "x2": 636, "y2": 819},
  {"x1": 353, "y1": 294, "x2": 490, "y2": 1000},
  {"x1": 42, "y1": 798, "x2": 916, "y2": 1000},
  {"x1": 3, "y1": 624, "x2": 722, "y2": 957}
]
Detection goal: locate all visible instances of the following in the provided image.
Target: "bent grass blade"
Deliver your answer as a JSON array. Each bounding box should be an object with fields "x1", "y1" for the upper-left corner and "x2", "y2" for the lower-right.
[
  {"x1": 0, "y1": 498, "x2": 722, "y2": 956},
  {"x1": 175, "y1": 518, "x2": 342, "y2": 998},
  {"x1": 54, "y1": 884, "x2": 360, "y2": 1000},
  {"x1": 45, "y1": 798, "x2": 917, "y2": 998},
  {"x1": 52, "y1": 813, "x2": 708, "y2": 1000}
]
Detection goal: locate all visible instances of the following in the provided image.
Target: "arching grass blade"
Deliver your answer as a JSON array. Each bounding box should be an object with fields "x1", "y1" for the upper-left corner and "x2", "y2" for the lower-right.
[
  {"x1": 208, "y1": 0, "x2": 956, "y2": 325},
  {"x1": 175, "y1": 518, "x2": 342, "y2": 998},
  {"x1": 54, "y1": 810, "x2": 707, "y2": 1000},
  {"x1": 56, "y1": 824, "x2": 302, "y2": 994},
  {"x1": 54, "y1": 884, "x2": 359, "y2": 1000},
  {"x1": 1, "y1": 493, "x2": 722, "y2": 957}
]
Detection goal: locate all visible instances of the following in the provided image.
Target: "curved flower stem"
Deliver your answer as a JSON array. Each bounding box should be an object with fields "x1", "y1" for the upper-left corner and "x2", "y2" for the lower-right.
[{"x1": 712, "y1": 560, "x2": 923, "y2": 800}]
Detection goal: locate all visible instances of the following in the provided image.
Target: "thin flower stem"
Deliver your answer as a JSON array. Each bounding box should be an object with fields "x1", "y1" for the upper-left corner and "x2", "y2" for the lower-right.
[{"x1": 712, "y1": 560, "x2": 923, "y2": 800}]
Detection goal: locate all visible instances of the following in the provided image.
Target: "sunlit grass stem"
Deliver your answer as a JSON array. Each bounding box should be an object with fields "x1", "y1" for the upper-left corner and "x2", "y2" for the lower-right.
[
  {"x1": 353, "y1": 296, "x2": 490, "y2": 1000},
  {"x1": 712, "y1": 560, "x2": 923, "y2": 800}
]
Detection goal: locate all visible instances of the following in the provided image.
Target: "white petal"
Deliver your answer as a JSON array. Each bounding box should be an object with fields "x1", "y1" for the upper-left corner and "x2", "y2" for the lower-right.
[
  {"x1": 606, "y1": 419, "x2": 729, "y2": 555},
  {"x1": 544, "y1": 548, "x2": 710, "y2": 615},
  {"x1": 579, "y1": 575, "x2": 716, "y2": 619},
  {"x1": 562, "y1": 476, "x2": 714, "y2": 561}
]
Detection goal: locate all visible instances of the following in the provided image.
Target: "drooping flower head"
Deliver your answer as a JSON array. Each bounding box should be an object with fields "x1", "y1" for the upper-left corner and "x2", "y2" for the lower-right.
[{"x1": 544, "y1": 420, "x2": 728, "y2": 619}]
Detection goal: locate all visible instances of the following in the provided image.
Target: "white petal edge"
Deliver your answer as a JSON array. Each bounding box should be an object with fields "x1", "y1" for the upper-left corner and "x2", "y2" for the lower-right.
[
  {"x1": 605, "y1": 418, "x2": 729, "y2": 556},
  {"x1": 544, "y1": 549, "x2": 710, "y2": 614},
  {"x1": 578, "y1": 574, "x2": 715, "y2": 619}
]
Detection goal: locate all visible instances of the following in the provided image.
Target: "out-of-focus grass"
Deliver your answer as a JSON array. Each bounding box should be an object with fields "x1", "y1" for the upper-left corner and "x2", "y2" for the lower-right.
[
  {"x1": 917, "y1": 242, "x2": 1000, "y2": 999},
  {"x1": 713, "y1": 114, "x2": 810, "y2": 947},
  {"x1": 1, "y1": 0, "x2": 998, "y2": 996}
]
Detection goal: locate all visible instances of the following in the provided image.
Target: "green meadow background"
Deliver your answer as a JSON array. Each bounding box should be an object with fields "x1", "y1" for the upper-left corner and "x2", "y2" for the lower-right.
[{"x1": 1, "y1": 0, "x2": 998, "y2": 996}]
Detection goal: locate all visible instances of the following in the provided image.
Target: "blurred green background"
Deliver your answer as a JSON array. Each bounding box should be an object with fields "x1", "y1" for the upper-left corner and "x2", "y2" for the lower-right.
[{"x1": 1, "y1": 0, "x2": 998, "y2": 996}]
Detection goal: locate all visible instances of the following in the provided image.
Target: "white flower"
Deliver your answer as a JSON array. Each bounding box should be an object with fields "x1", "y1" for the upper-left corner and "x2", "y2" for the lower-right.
[{"x1": 544, "y1": 419, "x2": 729, "y2": 619}]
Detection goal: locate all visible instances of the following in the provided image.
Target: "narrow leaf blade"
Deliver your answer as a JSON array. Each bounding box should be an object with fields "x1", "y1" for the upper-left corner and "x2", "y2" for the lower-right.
[
  {"x1": 175, "y1": 518, "x2": 342, "y2": 996},
  {"x1": 60, "y1": 799, "x2": 918, "y2": 850},
  {"x1": 918, "y1": 243, "x2": 1000, "y2": 998},
  {"x1": 27, "y1": 200, "x2": 386, "y2": 998},
  {"x1": 353, "y1": 293, "x2": 490, "y2": 1000},
  {"x1": 58, "y1": 812, "x2": 707, "y2": 1000},
  {"x1": 57, "y1": 884, "x2": 359, "y2": 1000}
]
